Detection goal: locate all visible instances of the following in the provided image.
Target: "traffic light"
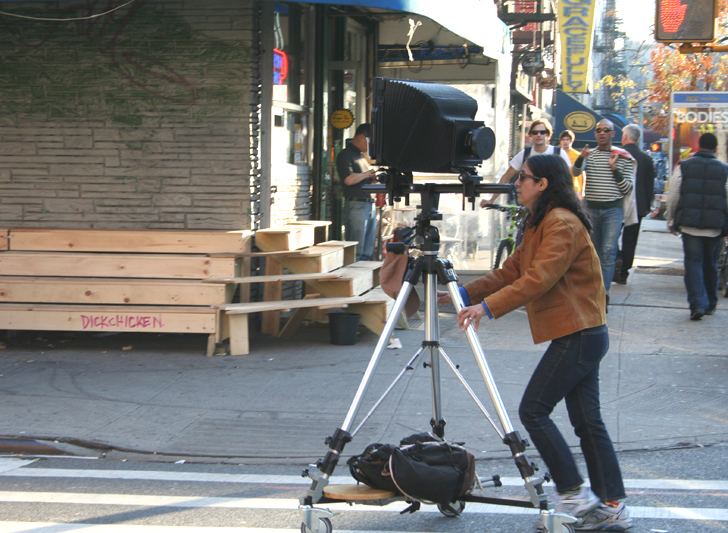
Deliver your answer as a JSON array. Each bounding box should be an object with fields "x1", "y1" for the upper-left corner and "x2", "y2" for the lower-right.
[{"x1": 655, "y1": 0, "x2": 718, "y2": 42}]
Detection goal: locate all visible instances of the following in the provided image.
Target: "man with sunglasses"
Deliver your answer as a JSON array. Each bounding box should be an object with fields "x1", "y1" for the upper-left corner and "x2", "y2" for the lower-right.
[
  {"x1": 572, "y1": 119, "x2": 635, "y2": 304},
  {"x1": 482, "y1": 119, "x2": 572, "y2": 206}
]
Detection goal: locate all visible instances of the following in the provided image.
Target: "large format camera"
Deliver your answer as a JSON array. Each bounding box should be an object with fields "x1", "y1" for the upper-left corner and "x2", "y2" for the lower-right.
[
  {"x1": 365, "y1": 78, "x2": 507, "y2": 219},
  {"x1": 370, "y1": 77, "x2": 496, "y2": 174}
]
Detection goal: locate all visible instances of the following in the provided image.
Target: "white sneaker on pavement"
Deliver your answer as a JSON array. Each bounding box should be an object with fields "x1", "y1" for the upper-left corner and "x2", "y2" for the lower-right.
[
  {"x1": 554, "y1": 486, "x2": 601, "y2": 519},
  {"x1": 575, "y1": 502, "x2": 632, "y2": 531}
]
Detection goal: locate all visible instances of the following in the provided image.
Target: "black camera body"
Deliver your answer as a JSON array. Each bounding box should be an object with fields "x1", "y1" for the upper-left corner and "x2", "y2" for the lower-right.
[{"x1": 370, "y1": 78, "x2": 495, "y2": 174}]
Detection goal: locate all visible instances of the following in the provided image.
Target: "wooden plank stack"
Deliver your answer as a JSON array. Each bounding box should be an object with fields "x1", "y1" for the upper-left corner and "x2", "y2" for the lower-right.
[
  {"x1": 211, "y1": 222, "x2": 398, "y2": 355},
  {"x1": 0, "y1": 222, "x2": 400, "y2": 357},
  {"x1": 0, "y1": 228, "x2": 252, "y2": 356}
]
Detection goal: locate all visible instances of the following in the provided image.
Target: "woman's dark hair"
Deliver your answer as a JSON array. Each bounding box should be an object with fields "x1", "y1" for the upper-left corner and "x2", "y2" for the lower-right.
[{"x1": 525, "y1": 154, "x2": 592, "y2": 231}]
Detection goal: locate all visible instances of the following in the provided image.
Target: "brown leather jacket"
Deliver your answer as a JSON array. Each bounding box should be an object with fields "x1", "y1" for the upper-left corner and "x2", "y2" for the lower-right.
[{"x1": 463, "y1": 208, "x2": 606, "y2": 344}]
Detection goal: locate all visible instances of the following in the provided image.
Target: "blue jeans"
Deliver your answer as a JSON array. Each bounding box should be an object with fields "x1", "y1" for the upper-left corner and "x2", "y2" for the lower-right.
[
  {"x1": 519, "y1": 325, "x2": 626, "y2": 501},
  {"x1": 589, "y1": 206, "x2": 623, "y2": 295},
  {"x1": 344, "y1": 200, "x2": 376, "y2": 261},
  {"x1": 681, "y1": 233, "x2": 722, "y2": 312}
]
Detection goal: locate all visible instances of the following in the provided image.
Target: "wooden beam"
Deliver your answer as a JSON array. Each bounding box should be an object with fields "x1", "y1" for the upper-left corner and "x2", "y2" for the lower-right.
[
  {"x1": 0, "y1": 230, "x2": 7, "y2": 251},
  {"x1": 0, "y1": 277, "x2": 231, "y2": 306},
  {"x1": 274, "y1": 246, "x2": 345, "y2": 274},
  {"x1": 203, "y1": 272, "x2": 342, "y2": 284},
  {"x1": 261, "y1": 257, "x2": 284, "y2": 335},
  {"x1": 0, "y1": 304, "x2": 217, "y2": 334},
  {"x1": 8, "y1": 229, "x2": 252, "y2": 254},
  {"x1": 254, "y1": 226, "x2": 316, "y2": 252},
  {"x1": 216, "y1": 296, "x2": 368, "y2": 314},
  {"x1": 0, "y1": 252, "x2": 239, "y2": 279},
  {"x1": 304, "y1": 266, "x2": 374, "y2": 298},
  {"x1": 318, "y1": 240, "x2": 358, "y2": 266},
  {"x1": 285, "y1": 221, "x2": 331, "y2": 244}
]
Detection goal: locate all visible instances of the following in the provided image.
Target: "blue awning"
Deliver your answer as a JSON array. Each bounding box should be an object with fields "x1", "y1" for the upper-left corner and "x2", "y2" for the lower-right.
[
  {"x1": 5, "y1": 0, "x2": 508, "y2": 56},
  {"x1": 554, "y1": 90, "x2": 624, "y2": 148},
  {"x1": 291, "y1": 0, "x2": 508, "y2": 53}
]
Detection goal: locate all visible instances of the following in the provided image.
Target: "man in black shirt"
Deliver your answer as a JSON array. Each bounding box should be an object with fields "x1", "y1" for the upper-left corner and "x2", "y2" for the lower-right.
[
  {"x1": 336, "y1": 123, "x2": 377, "y2": 261},
  {"x1": 616, "y1": 124, "x2": 656, "y2": 284}
]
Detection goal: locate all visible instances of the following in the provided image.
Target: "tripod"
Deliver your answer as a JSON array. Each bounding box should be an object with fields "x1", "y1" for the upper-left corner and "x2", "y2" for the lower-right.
[{"x1": 299, "y1": 184, "x2": 578, "y2": 533}]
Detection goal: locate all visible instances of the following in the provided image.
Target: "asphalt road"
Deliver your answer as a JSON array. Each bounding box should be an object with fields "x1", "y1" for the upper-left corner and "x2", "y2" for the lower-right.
[{"x1": 0, "y1": 443, "x2": 725, "y2": 533}]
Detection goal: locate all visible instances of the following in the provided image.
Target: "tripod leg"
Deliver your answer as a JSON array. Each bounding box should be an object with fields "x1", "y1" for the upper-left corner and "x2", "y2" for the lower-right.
[
  {"x1": 300, "y1": 280, "x2": 416, "y2": 507},
  {"x1": 424, "y1": 271, "x2": 445, "y2": 437},
  {"x1": 444, "y1": 280, "x2": 513, "y2": 434},
  {"x1": 444, "y1": 280, "x2": 550, "y2": 512},
  {"x1": 341, "y1": 280, "x2": 416, "y2": 431}
]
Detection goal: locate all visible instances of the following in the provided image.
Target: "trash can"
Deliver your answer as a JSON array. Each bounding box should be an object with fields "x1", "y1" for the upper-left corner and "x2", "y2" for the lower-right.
[{"x1": 328, "y1": 312, "x2": 360, "y2": 345}]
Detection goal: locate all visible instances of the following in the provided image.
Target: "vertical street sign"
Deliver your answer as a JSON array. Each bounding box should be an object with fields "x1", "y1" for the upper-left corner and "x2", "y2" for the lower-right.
[{"x1": 558, "y1": 0, "x2": 597, "y2": 93}]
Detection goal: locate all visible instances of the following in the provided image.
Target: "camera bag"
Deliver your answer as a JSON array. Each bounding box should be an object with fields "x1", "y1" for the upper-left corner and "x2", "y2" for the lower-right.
[{"x1": 347, "y1": 433, "x2": 476, "y2": 505}]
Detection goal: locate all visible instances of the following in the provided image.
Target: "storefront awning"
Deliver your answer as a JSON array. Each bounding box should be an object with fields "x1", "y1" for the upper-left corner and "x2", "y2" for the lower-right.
[
  {"x1": 554, "y1": 90, "x2": 624, "y2": 148},
  {"x1": 7, "y1": 0, "x2": 509, "y2": 59},
  {"x1": 297, "y1": 0, "x2": 508, "y2": 54}
]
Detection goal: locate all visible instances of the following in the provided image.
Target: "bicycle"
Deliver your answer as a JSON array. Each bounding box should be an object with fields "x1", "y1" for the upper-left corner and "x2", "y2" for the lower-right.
[
  {"x1": 484, "y1": 204, "x2": 528, "y2": 269},
  {"x1": 718, "y1": 236, "x2": 728, "y2": 298}
]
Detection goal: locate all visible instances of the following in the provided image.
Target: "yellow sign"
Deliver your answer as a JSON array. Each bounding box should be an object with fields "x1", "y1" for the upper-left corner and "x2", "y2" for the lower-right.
[
  {"x1": 330, "y1": 109, "x2": 354, "y2": 130},
  {"x1": 564, "y1": 111, "x2": 596, "y2": 133},
  {"x1": 559, "y1": 0, "x2": 596, "y2": 93}
]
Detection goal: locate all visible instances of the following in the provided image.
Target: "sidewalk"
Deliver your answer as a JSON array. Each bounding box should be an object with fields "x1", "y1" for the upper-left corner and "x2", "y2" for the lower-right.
[{"x1": 0, "y1": 218, "x2": 726, "y2": 463}]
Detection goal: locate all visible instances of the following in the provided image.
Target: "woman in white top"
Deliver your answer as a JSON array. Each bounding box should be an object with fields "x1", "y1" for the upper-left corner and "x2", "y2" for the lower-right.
[{"x1": 483, "y1": 118, "x2": 573, "y2": 206}]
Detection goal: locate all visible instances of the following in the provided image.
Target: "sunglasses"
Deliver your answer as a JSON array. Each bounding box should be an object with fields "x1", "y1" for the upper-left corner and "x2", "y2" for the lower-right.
[
  {"x1": 530, "y1": 130, "x2": 549, "y2": 135},
  {"x1": 595, "y1": 128, "x2": 613, "y2": 133},
  {"x1": 516, "y1": 171, "x2": 542, "y2": 182}
]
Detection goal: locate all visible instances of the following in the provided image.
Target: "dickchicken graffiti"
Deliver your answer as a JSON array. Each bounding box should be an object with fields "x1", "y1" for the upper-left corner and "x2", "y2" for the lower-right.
[{"x1": 81, "y1": 314, "x2": 165, "y2": 330}]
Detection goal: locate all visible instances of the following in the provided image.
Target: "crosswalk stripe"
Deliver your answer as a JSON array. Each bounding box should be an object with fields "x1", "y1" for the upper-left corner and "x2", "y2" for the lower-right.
[
  {"x1": 0, "y1": 524, "x2": 497, "y2": 533},
  {"x1": 1, "y1": 460, "x2": 727, "y2": 491},
  {"x1": 0, "y1": 524, "x2": 298, "y2": 532},
  {"x1": 0, "y1": 492, "x2": 726, "y2": 521}
]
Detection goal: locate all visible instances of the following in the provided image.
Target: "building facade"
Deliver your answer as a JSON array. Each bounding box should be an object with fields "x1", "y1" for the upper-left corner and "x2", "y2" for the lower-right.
[{"x1": 0, "y1": 0, "x2": 512, "y2": 238}]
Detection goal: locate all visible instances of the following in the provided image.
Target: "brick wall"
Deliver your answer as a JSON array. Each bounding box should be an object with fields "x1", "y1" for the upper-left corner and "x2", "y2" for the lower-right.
[{"x1": 0, "y1": 0, "x2": 255, "y2": 230}]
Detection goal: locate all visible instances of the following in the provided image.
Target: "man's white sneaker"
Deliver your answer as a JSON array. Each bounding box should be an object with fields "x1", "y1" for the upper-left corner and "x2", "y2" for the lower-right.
[
  {"x1": 575, "y1": 502, "x2": 632, "y2": 531},
  {"x1": 554, "y1": 486, "x2": 601, "y2": 519}
]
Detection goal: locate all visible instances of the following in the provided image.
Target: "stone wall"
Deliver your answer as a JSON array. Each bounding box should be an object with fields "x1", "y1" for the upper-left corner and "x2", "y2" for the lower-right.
[{"x1": 0, "y1": 0, "x2": 255, "y2": 230}]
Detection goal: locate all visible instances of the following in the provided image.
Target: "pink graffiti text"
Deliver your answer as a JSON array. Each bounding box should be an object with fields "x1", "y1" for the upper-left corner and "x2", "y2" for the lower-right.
[{"x1": 80, "y1": 314, "x2": 165, "y2": 330}]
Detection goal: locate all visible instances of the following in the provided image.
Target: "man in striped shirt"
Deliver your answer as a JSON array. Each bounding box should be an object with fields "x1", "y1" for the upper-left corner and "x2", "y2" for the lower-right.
[{"x1": 572, "y1": 119, "x2": 634, "y2": 302}]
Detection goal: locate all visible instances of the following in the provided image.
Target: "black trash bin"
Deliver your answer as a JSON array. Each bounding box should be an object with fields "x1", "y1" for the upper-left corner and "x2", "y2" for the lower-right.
[{"x1": 328, "y1": 312, "x2": 360, "y2": 345}]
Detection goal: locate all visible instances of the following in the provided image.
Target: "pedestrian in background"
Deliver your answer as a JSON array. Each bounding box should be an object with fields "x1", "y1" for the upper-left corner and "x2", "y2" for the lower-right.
[
  {"x1": 559, "y1": 129, "x2": 584, "y2": 198},
  {"x1": 665, "y1": 132, "x2": 728, "y2": 320},
  {"x1": 337, "y1": 123, "x2": 377, "y2": 261},
  {"x1": 572, "y1": 119, "x2": 635, "y2": 305},
  {"x1": 614, "y1": 125, "x2": 656, "y2": 284},
  {"x1": 483, "y1": 118, "x2": 572, "y2": 206}
]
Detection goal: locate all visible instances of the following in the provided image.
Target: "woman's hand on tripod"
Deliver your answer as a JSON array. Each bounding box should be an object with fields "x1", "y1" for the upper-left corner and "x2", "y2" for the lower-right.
[
  {"x1": 458, "y1": 304, "x2": 486, "y2": 331},
  {"x1": 437, "y1": 290, "x2": 451, "y2": 305}
]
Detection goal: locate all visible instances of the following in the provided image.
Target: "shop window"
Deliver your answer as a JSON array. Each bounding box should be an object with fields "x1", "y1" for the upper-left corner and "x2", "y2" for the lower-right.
[{"x1": 273, "y1": 3, "x2": 309, "y2": 165}]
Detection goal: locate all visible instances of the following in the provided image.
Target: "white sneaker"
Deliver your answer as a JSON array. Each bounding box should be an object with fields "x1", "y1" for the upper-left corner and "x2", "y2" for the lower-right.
[
  {"x1": 554, "y1": 486, "x2": 601, "y2": 519},
  {"x1": 575, "y1": 502, "x2": 632, "y2": 531}
]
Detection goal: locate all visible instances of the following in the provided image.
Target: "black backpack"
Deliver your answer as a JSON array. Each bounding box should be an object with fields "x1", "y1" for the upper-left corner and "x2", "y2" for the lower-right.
[{"x1": 347, "y1": 433, "x2": 476, "y2": 505}]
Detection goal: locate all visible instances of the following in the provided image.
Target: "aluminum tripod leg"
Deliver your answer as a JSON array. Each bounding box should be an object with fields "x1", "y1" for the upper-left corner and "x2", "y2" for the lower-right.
[
  {"x1": 300, "y1": 280, "x2": 416, "y2": 508},
  {"x1": 424, "y1": 270, "x2": 444, "y2": 436},
  {"x1": 443, "y1": 279, "x2": 551, "y2": 515},
  {"x1": 341, "y1": 280, "x2": 415, "y2": 431},
  {"x1": 443, "y1": 280, "x2": 514, "y2": 435}
]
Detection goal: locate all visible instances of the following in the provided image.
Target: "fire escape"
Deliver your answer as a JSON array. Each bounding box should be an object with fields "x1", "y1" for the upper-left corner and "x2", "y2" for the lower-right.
[
  {"x1": 592, "y1": 0, "x2": 627, "y2": 116},
  {"x1": 498, "y1": 0, "x2": 557, "y2": 155}
]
